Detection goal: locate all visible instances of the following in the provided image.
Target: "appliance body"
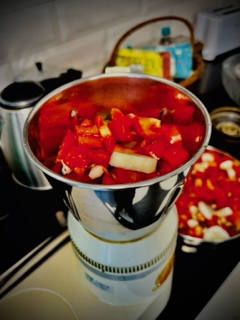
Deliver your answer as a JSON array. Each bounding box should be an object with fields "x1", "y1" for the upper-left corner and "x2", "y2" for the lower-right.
[
  {"x1": 68, "y1": 206, "x2": 178, "y2": 307},
  {"x1": 0, "y1": 81, "x2": 52, "y2": 189}
]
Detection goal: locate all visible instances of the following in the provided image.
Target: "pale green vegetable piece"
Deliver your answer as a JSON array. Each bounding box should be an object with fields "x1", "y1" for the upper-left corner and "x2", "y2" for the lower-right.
[{"x1": 109, "y1": 151, "x2": 157, "y2": 174}]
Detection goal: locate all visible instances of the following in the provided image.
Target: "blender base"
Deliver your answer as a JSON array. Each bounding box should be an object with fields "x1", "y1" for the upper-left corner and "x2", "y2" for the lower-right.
[{"x1": 67, "y1": 206, "x2": 178, "y2": 307}]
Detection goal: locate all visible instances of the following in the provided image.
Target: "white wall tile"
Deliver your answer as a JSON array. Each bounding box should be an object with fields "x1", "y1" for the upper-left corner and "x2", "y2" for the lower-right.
[
  {"x1": 1, "y1": 0, "x2": 44, "y2": 14},
  {"x1": 0, "y1": 64, "x2": 14, "y2": 91},
  {"x1": 56, "y1": 0, "x2": 141, "y2": 41},
  {"x1": 0, "y1": 0, "x2": 238, "y2": 86},
  {"x1": 0, "y1": 2, "x2": 59, "y2": 65}
]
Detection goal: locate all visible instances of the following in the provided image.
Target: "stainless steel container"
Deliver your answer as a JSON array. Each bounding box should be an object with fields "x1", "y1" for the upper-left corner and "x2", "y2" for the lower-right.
[
  {"x1": 23, "y1": 73, "x2": 211, "y2": 240},
  {"x1": 0, "y1": 81, "x2": 51, "y2": 189}
]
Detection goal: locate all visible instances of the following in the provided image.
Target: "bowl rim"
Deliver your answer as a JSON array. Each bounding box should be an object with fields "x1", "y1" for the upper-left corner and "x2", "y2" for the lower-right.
[{"x1": 23, "y1": 72, "x2": 212, "y2": 191}]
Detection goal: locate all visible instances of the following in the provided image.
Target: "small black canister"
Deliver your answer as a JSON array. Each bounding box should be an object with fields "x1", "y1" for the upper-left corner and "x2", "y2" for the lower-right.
[{"x1": 210, "y1": 106, "x2": 240, "y2": 159}]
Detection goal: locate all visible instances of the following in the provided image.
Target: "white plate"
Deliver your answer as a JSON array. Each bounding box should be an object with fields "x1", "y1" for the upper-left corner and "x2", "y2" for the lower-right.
[{"x1": 0, "y1": 288, "x2": 77, "y2": 320}]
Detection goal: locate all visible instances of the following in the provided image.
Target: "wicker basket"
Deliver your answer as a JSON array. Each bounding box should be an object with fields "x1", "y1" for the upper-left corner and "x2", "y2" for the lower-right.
[{"x1": 103, "y1": 16, "x2": 204, "y2": 88}]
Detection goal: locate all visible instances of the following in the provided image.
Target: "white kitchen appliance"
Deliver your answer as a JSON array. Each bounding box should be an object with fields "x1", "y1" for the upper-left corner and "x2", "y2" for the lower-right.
[
  {"x1": 195, "y1": 4, "x2": 240, "y2": 61},
  {"x1": 67, "y1": 206, "x2": 178, "y2": 307}
]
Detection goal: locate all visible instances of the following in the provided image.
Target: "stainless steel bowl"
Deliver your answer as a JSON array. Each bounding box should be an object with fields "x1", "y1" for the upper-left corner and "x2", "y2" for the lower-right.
[
  {"x1": 177, "y1": 146, "x2": 240, "y2": 252},
  {"x1": 23, "y1": 73, "x2": 211, "y2": 241}
]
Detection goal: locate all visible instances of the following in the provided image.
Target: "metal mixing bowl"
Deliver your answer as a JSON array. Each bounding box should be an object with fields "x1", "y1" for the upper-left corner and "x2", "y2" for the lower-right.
[{"x1": 23, "y1": 73, "x2": 211, "y2": 241}]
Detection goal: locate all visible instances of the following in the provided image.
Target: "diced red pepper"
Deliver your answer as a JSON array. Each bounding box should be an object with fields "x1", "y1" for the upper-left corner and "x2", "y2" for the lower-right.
[
  {"x1": 142, "y1": 138, "x2": 167, "y2": 159},
  {"x1": 57, "y1": 129, "x2": 76, "y2": 160},
  {"x1": 156, "y1": 158, "x2": 174, "y2": 176},
  {"x1": 161, "y1": 144, "x2": 190, "y2": 169},
  {"x1": 172, "y1": 105, "x2": 195, "y2": 124},
  {"x1": 159, "y1": 124, "x2": 182, "y2": 145},
  {"x1": 178, "y1": 122, "x2": 204, "y2": 153},
  {"x1": 98, "y1": 123, "x2": 115, "y2": 152},
  {"x1": 108, "y1": 108, "x2": 135, "y2": 142},
  {"x1": 133, "y1": 116, "x2": 161, "y2": 139},
  {"x1": 107, "y1": 167, "x2": 146, "y2": 184},
  {"x1": 102, "y1": 171, "x2": 117, "y2": 185},
  {"x1": 86, "y1": 149, "x2": 111, "y2": 167},
  {"x1": 94, "y1": 114, "x2": 105, "y2": 127},
  {"x1": 77, "y1": 135, "x2": 103, "y2": 148},
  {"x1": 75, "y1": 124, "x2": 99, "y2": 136},
  {"x1": 63, "y1": 146, "x2": 90, "y2": 177}
]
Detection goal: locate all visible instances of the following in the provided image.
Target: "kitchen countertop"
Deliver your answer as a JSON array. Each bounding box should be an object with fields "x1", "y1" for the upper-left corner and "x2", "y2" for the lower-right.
[
  {"x1": 0, "y1": 229, "x2": 175, "y2": 320},
  {"x1": 1, "y1": 227, "x2": 240, "y2": 320}
]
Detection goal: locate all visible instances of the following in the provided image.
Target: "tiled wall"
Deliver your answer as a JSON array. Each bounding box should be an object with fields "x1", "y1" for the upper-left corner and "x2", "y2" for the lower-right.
[{"x1": 0, "y1": 0, "x2": 237, "y2": 90}]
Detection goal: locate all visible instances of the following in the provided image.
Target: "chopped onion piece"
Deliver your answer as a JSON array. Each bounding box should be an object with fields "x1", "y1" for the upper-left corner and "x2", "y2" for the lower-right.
[
  {"x1": 198, "y1": 201, "x2": 213, "y2": 220},
  {"x1": 201, "y1": 152, "x2": 214, "y2": 162},
  {"x1": 109, "y1": 150, "x2": 157, "y2": 174},
  {"x1": 61, "y1": 161, "x2": 72, "y2": 175},
  {"x1": 89, "y1": 165, "x2": 105, "y2": 180},
  {"x1": 187, "y1": 219, "x2": 198, "y2": 228},
  {"x1": 219, "y1": 160, "x2": 233, "y2": 170},
  {"x1": 215, "y1": 207, "x2": 233, "y2": 217},
  {"x1": 203, "y1": 226, "x2": 230, "y2": 241}
]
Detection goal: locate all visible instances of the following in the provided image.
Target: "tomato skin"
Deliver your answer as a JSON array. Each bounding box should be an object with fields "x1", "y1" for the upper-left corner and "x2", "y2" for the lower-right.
[
  {"x1": 62, "y1": 146, "x2": 90, "y2": 176},
  {"x1": 108, "y1": 108, "x2": 136, "y2": 142},
  {"x1": 75, "y1": 124, "x2": 99, "y2": 136},
  {"x1": 159, "y1": 124, "x2": 182, "y2": 145},
  {"x1": 156, "y1": 160, "x2": 173, "y2": 176},
  {"x1": 77, "y1": 135, "x2": 103, "y2": 148},
  {"x1": 102, "y1": 171, "x2": 117, "y2": 185},
  {"x1": 161, "y1": 144, "x2": 190, "y2": 169},
  {"x1": 133, "y1": 116, "x2": 161, "y2": 139},
  {"x1": 57, "y1": 129, "x2": 76, "y2": 160},
  {"x1": 86, "y1": 149, "x2": 111, "y2": 167},
  {"x1": 172, "y1": 105, "x2": 195, "y2": 124},
  {"x1": 106, "y1": 167, "x2": 146, "y2": 184},
  {"x1": 178, "y1": 122, "x2": 204, "y2": 153},
  {"x1": 94, "y1": 114, "x2": 105, "y2": 127},
  {"x1": 143, "y1": 138, "x2": 167, "y2": 159},
  {"x1": 51, "y1": 161, "x2": 62, "y2": 174}
]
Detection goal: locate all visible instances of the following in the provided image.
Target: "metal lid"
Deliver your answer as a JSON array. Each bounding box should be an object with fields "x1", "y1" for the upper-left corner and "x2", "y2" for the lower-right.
[
  {"x1": 210, "y1": 106, "x2": 240, "y2": 139},
  {"x1": 0, "y1": 81, "x2": 45, "y2": 109}
]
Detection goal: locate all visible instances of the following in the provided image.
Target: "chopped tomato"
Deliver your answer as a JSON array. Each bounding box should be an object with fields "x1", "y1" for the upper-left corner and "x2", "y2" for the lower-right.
[
  {"x1": 75, "y1": 123, "x2": 99, "y2": 136},
  {"x1": 133, "y1": 116, "x2": 161, "y2": 139},
  {"x1": 77, "y1": 135, "x2": 103, "y2": 148},
  {"x1": 46, "y1": 104, "x2": 206, "y2": 186},
  {"x1": 176, "y1": 148, "x2": 240, "y2": 239},
  {"x1": 99, "y1": 123, "x2": 115, "y2": 152},
  {"x1": 108, "y1": 108, "x2": 136, "y2": 142},
  {"x1": 142, "y1": 138, "x2": 167, "y2": 159},
  {"x1": 86, "y1": 149, "x2": 111, "y2": 167},
  {"x1": 57, "y1": 129, "x2": 76, "y2": 160},
  {"x1": 159, "y1": 124, "x2": 182, "y2": 145},
  {"x1": 161, "y1": 144, "x2": 190, "y2": 169},
  {"x1": 178, "y1": 122, "x2": 204, "y2": 153},
  {"x1": 63, "y1": 146, "x2": 90, "y2": 177},
  {"x1": 172, "y1": 105, "x2": 195, "y2": 124},
  {"x1": 107, "y1": 167, "x2": 146, "y2": 184}
]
